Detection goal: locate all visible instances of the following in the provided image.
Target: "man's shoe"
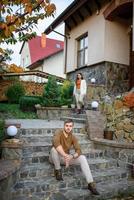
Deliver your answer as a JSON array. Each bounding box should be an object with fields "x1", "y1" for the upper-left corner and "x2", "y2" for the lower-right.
[
  {"x1": 54, "y1": 169, "x2": 63, "y2": 181},
  {"x1": 88, "y1": 182, "x2": 100, "y2": 195}
]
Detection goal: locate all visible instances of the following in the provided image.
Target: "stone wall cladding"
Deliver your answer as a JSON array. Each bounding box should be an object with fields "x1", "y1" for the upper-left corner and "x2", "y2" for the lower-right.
[
  {"x1": 67, "y1": 62, "x2": 106, "y2": 85},
  {"x1": 0, "y1": 160, "x2": 20, "y2": 200},
  {"x1": 67, "y1": 61, "x2": 129, "y2": 96},
  {"x1": 87, "y1": 84, "x2": 106, "y2": 103},
  {"x1": 36, "y1": 106, "x2": 73, "y2": 120},
  {"x1": 106, "y1": 62, "x2": 129, "y2": 95}
]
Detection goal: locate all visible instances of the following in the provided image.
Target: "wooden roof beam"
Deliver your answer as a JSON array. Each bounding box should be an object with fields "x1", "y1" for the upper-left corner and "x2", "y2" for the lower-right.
[
  {"x1": 65, "y1": 21, "x2": 71, "y2": 31},
  {"x1": 78, "y1": 10, "x2": 84, "y2": 21},
  {"x1": 44, "y1": 0, "x2": 88, "y2": 34},
  {"x1": 84, "y1": 4, "x2": 92, "y2": 16},
  {"x1": 94, "y1": 0, "x2": 101, "y2": 14},
  {"x1": 71, "y1": 15, "x2": 78, "y2": 26}
]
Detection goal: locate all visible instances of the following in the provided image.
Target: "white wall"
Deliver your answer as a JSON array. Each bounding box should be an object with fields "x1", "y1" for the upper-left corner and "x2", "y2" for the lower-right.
[
  {"x1": 42, "y1": 51, "x2": 66, "y2": 78},
  {"x1": 20, "y1": 42, "x2": 31, "y2": 68},
  {"x1": 105, "y1": 20, "x2": 129, "y2": 65},
  {"x1": 20, "y1": 46, "x2": 65, "y2": 82},
  {"x1": 66, "y1": 6, "x2": 130, "y2": 72},
  {"x1": 66, "y1": 11, "x2": 105, "y2": 72}
]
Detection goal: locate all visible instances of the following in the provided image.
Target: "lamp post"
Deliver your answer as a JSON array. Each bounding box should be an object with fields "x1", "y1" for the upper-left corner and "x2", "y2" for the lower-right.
[
  {"x1": 7, "y1": 125, "x2": 17, "y2": 139},
  {"x1": 91, "y1": 101, "x2": 99, "y2": 111},
  {"x1": 91, "y1": 78, "x2": 96, "y2": 84}
]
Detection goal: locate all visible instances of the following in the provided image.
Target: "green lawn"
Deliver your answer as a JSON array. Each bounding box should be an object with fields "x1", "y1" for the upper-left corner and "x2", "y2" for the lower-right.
[{"x1": 0, "y1": 103, "x2": 37, "y2": 119}]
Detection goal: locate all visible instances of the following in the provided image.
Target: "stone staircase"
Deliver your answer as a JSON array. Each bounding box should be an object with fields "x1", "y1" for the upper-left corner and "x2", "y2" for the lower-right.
[{"x1": 10, "y1": 118, "x2": 134, "y2": 200}]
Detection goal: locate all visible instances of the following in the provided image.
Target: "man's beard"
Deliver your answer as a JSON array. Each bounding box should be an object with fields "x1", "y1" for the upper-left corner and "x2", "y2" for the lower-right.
[{"x1": 64, "y1": 129, "x2": 71, "y2": 134}]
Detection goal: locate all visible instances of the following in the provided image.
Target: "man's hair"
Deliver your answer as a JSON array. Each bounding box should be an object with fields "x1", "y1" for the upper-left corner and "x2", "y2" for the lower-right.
[{"x1": 64, "y1": 119, "x2": 74, "y2": 125}]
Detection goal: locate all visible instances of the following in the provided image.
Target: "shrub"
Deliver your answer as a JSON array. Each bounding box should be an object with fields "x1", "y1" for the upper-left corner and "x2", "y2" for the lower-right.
[
  {"x1": 60, "y1": 80, "x2": 74, "y2": 106},
  {"x1": 43, "y1": 76, "x2": 61, "y2": 107},
  {"x1": 19, "y1": 96, "x2": 43, "y2": 112},
  {"x1": 0, "y1": 119, "x2": 5, "y2": 143},
  {"x1": 5, "y1": 82, "x2": 25, "y2": 103}
]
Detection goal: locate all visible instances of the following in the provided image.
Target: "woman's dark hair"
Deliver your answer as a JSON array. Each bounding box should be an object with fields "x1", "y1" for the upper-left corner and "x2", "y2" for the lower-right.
[{"x1": 75, "y1": 73, "x2": 84, "y2": 82}]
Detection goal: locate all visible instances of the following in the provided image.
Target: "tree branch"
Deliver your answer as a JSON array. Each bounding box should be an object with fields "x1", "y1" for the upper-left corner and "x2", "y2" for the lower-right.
[{"x1": 6, "y1": 0, "x2": 44, "y2": 27}]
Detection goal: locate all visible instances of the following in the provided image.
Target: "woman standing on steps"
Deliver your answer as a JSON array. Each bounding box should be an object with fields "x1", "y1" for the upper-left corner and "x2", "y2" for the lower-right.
[{"x1": 73, "y1": 73, "x2": 87, "y2": 114}]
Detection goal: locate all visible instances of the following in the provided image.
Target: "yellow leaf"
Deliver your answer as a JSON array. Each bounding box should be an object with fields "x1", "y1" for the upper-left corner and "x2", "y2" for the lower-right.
[
  {"x1": 28, "y1": 6, "x2": 32, "y2": 14},
  {"x1": 6, "y1": 15, "x2": 12, "y2": 23},
  {"x1": 11, "y1": 15, "x2": 16, "y2": 23},
  {"x1": 0, "y1": 48, "x2": 4, "y2": 54},
  {"x1": 0, "y1": 23, "x2": 6, "y2": 29},
  {"x1": 9, "y1": 25, "x2": 16, "y2": 33},
  {"x1": 4, "y1": 25, "x2": 12, "y2": 37}
]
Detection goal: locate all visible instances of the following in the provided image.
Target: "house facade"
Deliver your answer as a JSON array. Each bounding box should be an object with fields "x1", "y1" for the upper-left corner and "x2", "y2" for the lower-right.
[
  {"x1": 19, "y1": 36, "x2": 65, "y2": 82},
  {"x1": 45, "y1": 0, "x2": 134, "y2": 95}
]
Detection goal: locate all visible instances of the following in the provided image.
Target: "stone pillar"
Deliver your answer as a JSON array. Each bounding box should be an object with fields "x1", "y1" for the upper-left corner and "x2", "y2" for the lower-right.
[
  {"x1": 1, "y1": 139, "x2": 23, "y2": 160},
  {"x1": 0, "y1": 160, "x2": 21, "y2": 200},
  {"x1": 0, "y1": 139, "x2": 22, "y2": 200}
]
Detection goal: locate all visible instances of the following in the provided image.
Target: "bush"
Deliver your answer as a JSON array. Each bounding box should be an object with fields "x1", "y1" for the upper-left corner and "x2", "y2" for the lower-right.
[
  {"x1": 19, "y1": 96, "x2": 43, "y2": 112},
  {"x1": 60, "y1": 80, "x2": 74, "y2": 106},
  {"x1": 5, "y1": 82, "x2": 25, "y2": 103},
  {"x1": 0, "y1": 119, "x2": 5, "y2": 143},
  {"x1": 43, "y1": 75, "x2": 61, "y2": 107}
]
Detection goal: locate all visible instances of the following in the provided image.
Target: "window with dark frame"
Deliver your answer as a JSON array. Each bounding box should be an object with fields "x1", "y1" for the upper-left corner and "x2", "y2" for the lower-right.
[{"x1": 77, "y1": 34, "x2": 88, "y2": 68}]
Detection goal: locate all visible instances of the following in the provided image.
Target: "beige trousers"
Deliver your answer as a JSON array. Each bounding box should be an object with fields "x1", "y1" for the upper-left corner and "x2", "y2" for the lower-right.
[
  {"x1": 74, "y1": 89, "x2": 85, "y2": 109},
  {"x1": 49, "y1": 147, "x2": 93, "y2": 184}
]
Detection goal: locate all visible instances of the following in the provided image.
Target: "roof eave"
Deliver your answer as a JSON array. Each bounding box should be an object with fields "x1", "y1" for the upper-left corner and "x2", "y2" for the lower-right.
[
  {"x1": 27, "y1": 49, "x2": 63, "y2": 70},
  {"x1": 44, "y1": 0, "x2": 89, "y2": 35}
]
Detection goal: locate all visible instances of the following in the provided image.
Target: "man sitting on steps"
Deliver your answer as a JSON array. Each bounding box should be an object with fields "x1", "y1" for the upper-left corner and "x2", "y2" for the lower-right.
[{"x1": 49, "y1": 119, "x2": 100, "y2": 195}]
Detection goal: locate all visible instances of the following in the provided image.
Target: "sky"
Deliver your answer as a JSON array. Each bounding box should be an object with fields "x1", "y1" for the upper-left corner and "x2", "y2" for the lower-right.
[{"x1": 2, "y1": 0, "x2": 74, "y2": 65}]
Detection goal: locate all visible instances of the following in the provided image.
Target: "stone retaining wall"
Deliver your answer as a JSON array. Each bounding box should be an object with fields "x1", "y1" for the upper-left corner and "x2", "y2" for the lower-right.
[
  {"x1": 0, "y1": 160, "x2": 21, "y2": 200},
  {"x1": 36, "y1": 105, "x2": 73, "y2": 119},
  {"x1": 93, "y1": 138, "x2": 134, "y2": 178},
  {"x1": 0, "y1": 139, "x2": 23, "y2": 200},
  {"x1": 86, "y1": 109, "x2": 134, "y2": 178},
  {"x1": 102, "y1": 99, "x2": 134, "y2": 143}
]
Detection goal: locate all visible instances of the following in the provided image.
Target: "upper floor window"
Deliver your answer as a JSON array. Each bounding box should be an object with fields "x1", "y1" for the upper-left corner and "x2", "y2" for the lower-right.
[
  {"x1": 77, "y1": 34, "x2": 88, "y2": 68},
  {"x1": 56, "y1": 43, "x2": 61, "y2": 48}
]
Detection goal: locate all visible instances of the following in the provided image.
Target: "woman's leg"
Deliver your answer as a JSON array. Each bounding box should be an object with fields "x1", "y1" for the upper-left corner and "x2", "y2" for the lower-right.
[{"x1": 75, "y1": 93, "x2": 81, "y2": 109}]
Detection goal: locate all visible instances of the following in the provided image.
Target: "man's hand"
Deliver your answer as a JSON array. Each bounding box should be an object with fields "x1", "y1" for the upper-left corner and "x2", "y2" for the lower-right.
[{"x1": 64, "y1": 154, "x2": 73, "y2": 168}]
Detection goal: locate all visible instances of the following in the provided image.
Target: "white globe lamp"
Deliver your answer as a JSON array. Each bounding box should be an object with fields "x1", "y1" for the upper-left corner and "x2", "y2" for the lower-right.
[
  {"x1": 7, "y1": 125, "x2": 17, "y2": 138},
  {"x1": 91, "y1": 101, "x2": 99, "y2": 111},
  {"x1": 91, "y1": 78, "x2": 96, "y2": 84}
]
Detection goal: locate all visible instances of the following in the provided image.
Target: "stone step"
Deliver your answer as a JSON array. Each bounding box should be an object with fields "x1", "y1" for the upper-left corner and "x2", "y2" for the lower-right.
[
  {"x1": 5, "y1": 119, "x2": 84, "y2": 129},
  {"x1": 21, "y1": 133, "x2": 89, "y2": 143},
  {"x1": 60, "y1": 116, "x2": 86, "y2": 123},
  {"x1": 21, "y1": 149, "x2": 106, "y2": 166},
  {"x1": 11, "y1": 180, "x2": 134, "y2": 200},
  {"x1": 22, "y1": 141, "x2": 92, "y2": 154},
  {"x1": 19, "y1": 158, "x2": 118, "y2": 180},
  {"x1": 19, "y1": 127, "x2": 86, "y2": 136},
  {"x1": 12, "y1": 169, "x2": 129, "y2": 199},
  {"x1": 70, "y1": 113, "x2": 87, "y2": 118}
]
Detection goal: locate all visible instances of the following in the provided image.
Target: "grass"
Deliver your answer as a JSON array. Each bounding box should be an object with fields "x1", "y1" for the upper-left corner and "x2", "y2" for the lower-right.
[{"x1": 0, "y1": 103, "x2": 38, "y2": 119}]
